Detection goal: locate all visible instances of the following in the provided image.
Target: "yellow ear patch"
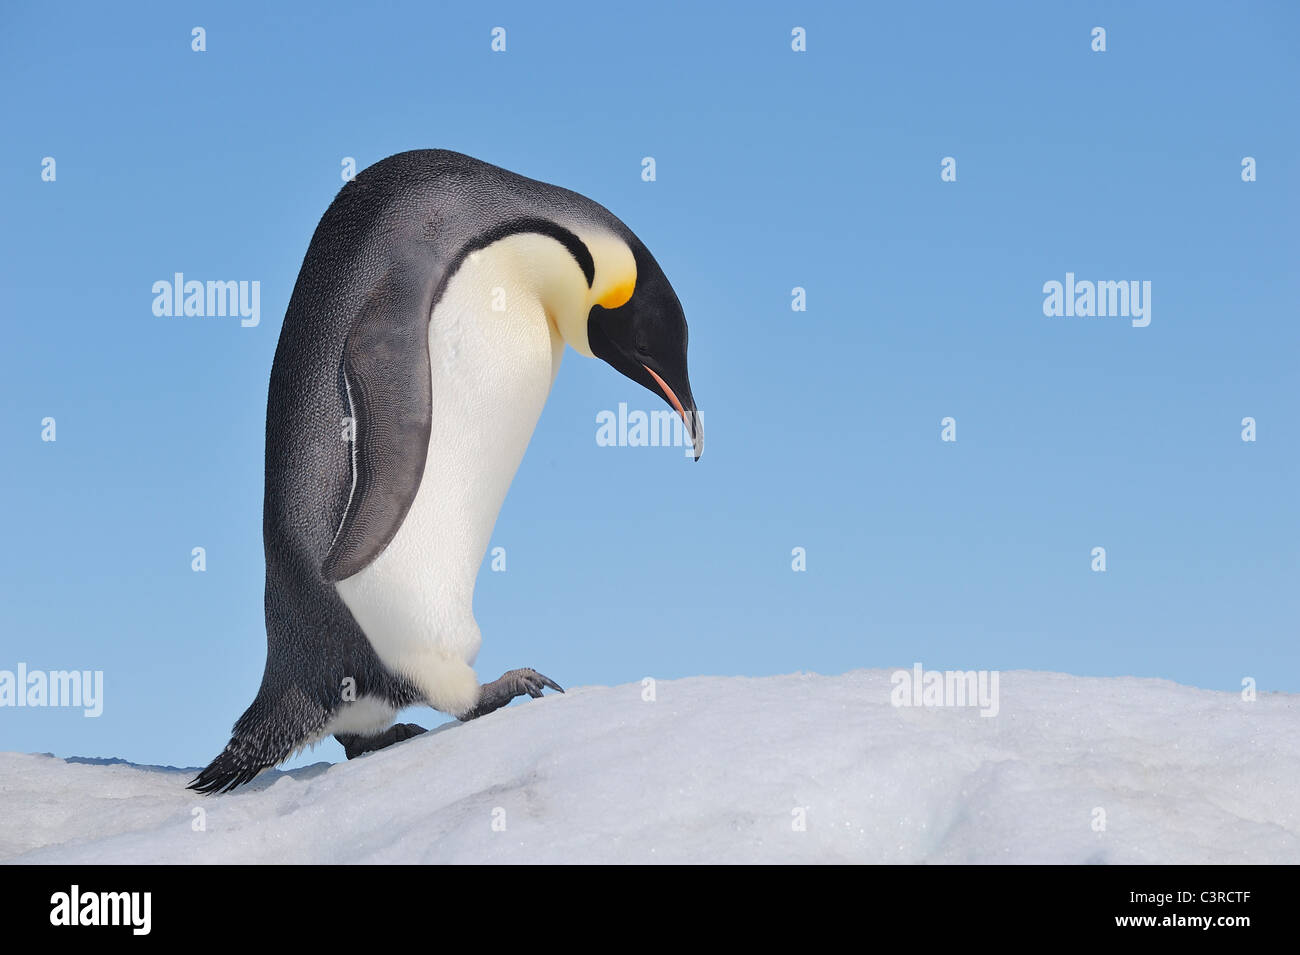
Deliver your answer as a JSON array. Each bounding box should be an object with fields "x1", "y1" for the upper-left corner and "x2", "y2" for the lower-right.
[{"x1": 595, "y1": 276, "x2": 635, "y2": 310}]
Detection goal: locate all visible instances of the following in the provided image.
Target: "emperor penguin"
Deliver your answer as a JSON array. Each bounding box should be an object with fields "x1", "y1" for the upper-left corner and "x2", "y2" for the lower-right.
[{"x1": 190, "y1": 149, "x2": 701, "y2": 794}]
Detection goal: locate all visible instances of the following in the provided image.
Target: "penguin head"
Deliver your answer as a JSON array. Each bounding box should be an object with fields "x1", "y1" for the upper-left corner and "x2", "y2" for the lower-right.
[{"x1": 585, "y1": 238, "x2": 703, "y2": 460}]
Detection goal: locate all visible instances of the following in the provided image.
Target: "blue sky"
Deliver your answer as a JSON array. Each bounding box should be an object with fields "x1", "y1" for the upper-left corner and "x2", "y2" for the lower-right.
[{"x1": 1, "y1": 1, "x2": 1296, "y2": 771}]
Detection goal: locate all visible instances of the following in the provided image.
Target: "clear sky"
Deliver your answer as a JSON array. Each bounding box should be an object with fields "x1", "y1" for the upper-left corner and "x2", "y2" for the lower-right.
[{"x1": 2, "y1": 1, "x2": 1296, "y2": 772}]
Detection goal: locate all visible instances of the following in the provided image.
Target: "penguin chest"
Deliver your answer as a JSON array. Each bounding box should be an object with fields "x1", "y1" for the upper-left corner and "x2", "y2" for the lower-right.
[{"x1": 335, "y1": 253, "x2": 564, "y2": 675}]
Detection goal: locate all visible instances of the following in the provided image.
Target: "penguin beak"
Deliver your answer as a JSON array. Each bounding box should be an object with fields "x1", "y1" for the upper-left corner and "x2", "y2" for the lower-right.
[{"x1": 642, "y1": 363, "x2": 703, "y2": 460}]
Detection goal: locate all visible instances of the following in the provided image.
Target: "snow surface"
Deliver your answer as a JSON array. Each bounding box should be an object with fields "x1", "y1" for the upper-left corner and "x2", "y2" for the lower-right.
[{"x1": 2, "y1": 670, "x2": 1297, "y2": 864}]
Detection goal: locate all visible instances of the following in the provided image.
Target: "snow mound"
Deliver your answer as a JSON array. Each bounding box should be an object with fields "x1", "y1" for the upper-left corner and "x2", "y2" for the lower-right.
[{"x1": 2, "y1": 671, "x2": 1296, "y2": 864}]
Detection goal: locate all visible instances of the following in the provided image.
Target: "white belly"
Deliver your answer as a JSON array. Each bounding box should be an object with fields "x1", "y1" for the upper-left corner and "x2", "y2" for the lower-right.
[{"x1": 334, "y1": 246, "x2": 564, "y2": 715}]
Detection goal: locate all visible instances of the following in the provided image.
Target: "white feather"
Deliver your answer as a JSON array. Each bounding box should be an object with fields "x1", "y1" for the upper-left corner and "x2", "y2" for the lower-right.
[{"x1": 334, "y1": 234, "x2": 573, "y2": 716}]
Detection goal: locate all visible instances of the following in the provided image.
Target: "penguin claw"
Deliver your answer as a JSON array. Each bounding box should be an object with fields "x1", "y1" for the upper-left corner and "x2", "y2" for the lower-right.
[
  {"x1": 391, "y1": 722, "x2": 427, "y2": 742},
  {"x1": 538, "y1": 674, "x2": 564, "y2": 694},
  {"x1": 459, "y1": 668, "x2": 564, "y2": 721},
  {"x1": 335, "y1": 722, "x2": 427, "y2": 760},
  {"x1": 515, "y1": 668, "x2": 563, "y2": 697}
]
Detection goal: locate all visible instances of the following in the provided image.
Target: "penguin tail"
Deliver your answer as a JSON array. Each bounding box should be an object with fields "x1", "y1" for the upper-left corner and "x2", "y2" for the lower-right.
[
  {"x1": 188, "y1": 743, "x2": 271, "y2": 795},
  {"x1": 189, "y1": 691, "x2": 328, "y2": 795}
]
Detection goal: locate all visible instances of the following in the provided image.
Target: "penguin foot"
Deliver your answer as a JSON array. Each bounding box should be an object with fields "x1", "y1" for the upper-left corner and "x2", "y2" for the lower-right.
[
  {"x1": 335, "y1": 722, "x2": 427, "y2": 760},
  {"x1": 458, "y1": 668, "x2": 564, "y2": 722}
]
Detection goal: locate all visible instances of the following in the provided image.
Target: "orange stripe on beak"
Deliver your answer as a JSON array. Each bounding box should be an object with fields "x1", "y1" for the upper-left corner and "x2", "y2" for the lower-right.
[{"x1": 642, "y1": 363, "x2": 687, "y2": 426}]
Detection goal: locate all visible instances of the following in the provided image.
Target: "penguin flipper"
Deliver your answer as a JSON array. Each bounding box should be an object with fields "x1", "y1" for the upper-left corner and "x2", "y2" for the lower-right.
[{"x1": 322, "y1": 254, "x2": 438, "y2": 582}]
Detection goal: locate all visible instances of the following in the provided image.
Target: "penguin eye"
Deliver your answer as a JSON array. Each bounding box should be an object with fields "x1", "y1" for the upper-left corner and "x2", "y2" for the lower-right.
[{"x1": 634, "y1": 341, "x2": 651, "y2": 357}]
